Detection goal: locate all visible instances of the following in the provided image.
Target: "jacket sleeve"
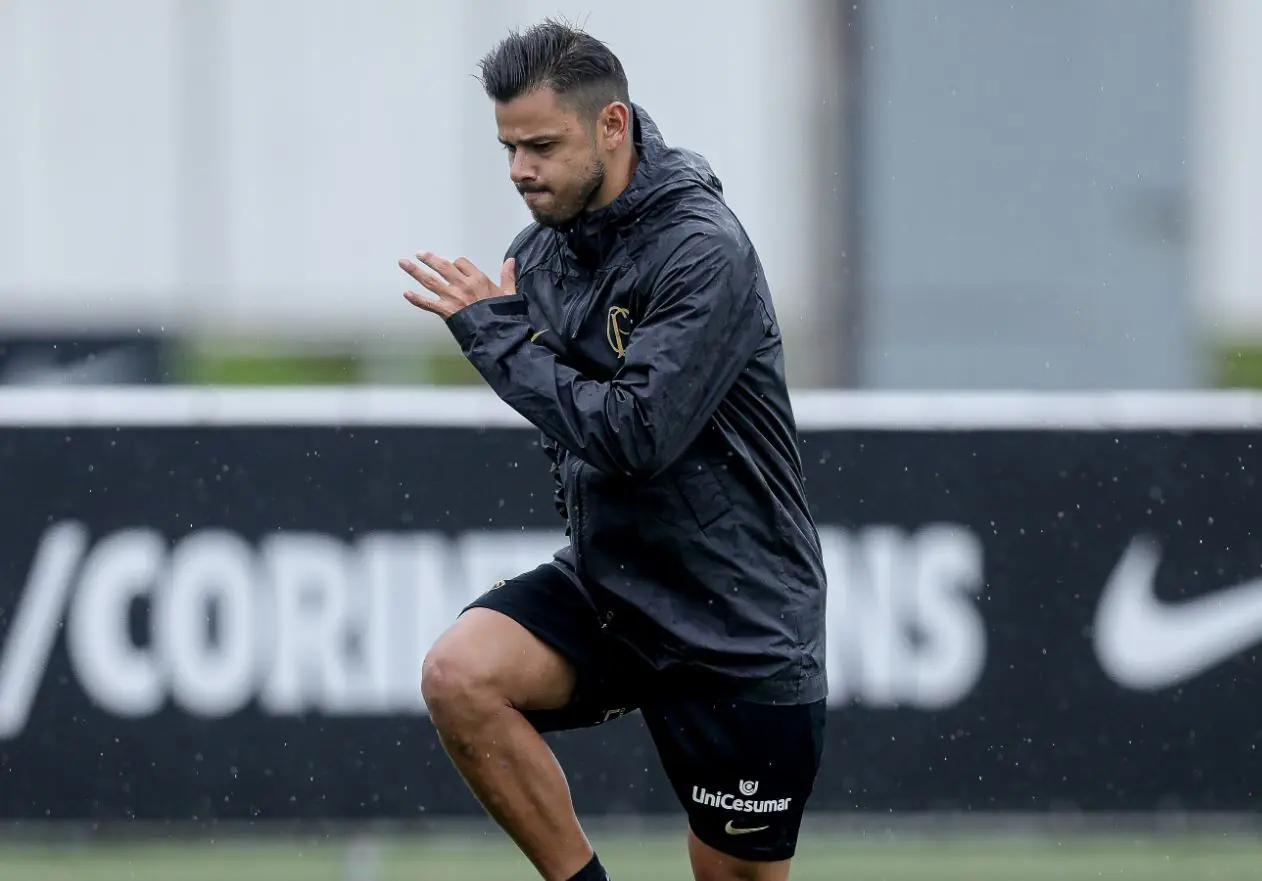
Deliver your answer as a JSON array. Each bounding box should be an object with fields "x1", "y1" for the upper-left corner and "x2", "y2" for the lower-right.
[{"x1": 445, "y1": 229, "x2": 768, "y2": 478}]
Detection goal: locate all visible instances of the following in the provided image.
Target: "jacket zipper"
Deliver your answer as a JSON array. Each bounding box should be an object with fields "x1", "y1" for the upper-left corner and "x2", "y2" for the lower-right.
[
  {"x1": 558, "y1": 262, "x2": 605, "y2": 342},
  {"x1": 560, "y1": 293, "x2": 582, "y2": 341},
  {"x1": 555, "y1": 234, "x2": 585, "y2": 341},
  {"x1": 569, "y1": 458, "x2": 586, "y2": 573},
  {"x1": 567, "y1": 456, "x2": 614, "y2": 631},
  {"x1": 561, "y1": 286, "x2": 602, "y2": 342}
]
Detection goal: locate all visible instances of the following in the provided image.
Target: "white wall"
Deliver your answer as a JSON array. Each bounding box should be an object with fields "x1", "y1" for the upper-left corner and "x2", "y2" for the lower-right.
[
  {"x1": 0, "y1": 0, "x2": 181, "y2": 327},
  {"x1": 1191, "y1": 0, "x2": 1262, "y2": 336},
  {"x1": 0, "y1": 0, "x2": 828, "y2": 368}
]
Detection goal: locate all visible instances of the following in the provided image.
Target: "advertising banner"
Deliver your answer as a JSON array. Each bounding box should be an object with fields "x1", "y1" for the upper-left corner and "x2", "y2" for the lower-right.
[{"x1": 0, "y1": 392, "x2": 1258, "y2": 820}]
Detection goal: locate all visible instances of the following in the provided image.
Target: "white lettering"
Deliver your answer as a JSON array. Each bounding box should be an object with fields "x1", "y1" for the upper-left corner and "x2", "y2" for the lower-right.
[
  {"x1": 358, "y1": 531, "x2": 453, "y2": 714},
  {"x1": 158, "y1": 531, "x2": 258, "y2": 717},
  {"x1": 848, "y1": 525, "x2": 905, "y2": 701},
  {"x1": 260, "y1": 533, "x2": 354, "y2": 715},
  {"x1": 910, "y1": 525, "x2": 987, "y2": 709},
  {"x1": 0, "y1": 521, "x2": 89, "y2": 739},
  {"x1": 2, "y1": 523, "x2": 567, "y2": 736},
  {"x1": 67, "y1": 529, "x2": 164, "y2": 717},
  {"x1": 410, "y1": 532, "x2": 463, "y2": 714},
  {"x1": 690, "y1": 786, "x2": 792, "y2": 814},
  {"x1": 0, "y1": 519, "x2": 980, "y2": 736},
  {"x1": 357, "y1": 534, "x2": 402, "y2": 712},
  {"x1": 455, "y1": 531, "x2": 564, "y2": 598},
  {"x1": 822, "y1": 524, "x2": 986, "y2": 709}
]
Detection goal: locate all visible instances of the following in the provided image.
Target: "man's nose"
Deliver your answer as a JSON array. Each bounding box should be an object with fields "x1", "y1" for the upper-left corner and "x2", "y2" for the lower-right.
[{"x1": 509, "y1": 151, "x2": 536, "y2": 185}]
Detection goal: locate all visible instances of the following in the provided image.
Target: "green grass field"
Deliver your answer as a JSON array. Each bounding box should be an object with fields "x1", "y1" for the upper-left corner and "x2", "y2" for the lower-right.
[{"x1": 2, "y1": 831, "x2": 1260, "y2": 881}]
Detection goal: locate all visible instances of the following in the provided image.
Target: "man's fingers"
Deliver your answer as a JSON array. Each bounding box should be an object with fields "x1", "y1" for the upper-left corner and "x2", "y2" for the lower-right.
[
  {"x1": 399, "y1": 258, "x2": 440, "y2": 288},
  {"x1": 500, "y1": 257, "x2": 517, "y2": 295},
  {"x1": 417, "y1": 251, "x2": 464, "y2": 284},
  {"x1": 403, "y1": 289, "x2": 435, "y2": 309},
  {"x1": 399, "y1": 251, "x2": 502, "y2": 319},
  {"x1": 453, "y1": 257, "x2": 480, "y2": 278},
  {"x1": 403, "y1": 290, "x2": 450, "y2": 318},
  {"x1": 399, "y1": 258, "x2": 450, "y2": 295}
]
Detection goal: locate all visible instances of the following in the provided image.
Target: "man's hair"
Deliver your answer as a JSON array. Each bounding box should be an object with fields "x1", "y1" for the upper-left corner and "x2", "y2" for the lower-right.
[{"x1": 477, "y1": 18, "x2": 630, "y2": 123}]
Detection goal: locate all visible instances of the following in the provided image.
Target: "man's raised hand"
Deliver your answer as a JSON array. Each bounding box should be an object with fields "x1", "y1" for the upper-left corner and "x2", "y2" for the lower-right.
[{"x1": 400, "y1": 252, "x2": 517, "y2": 320}]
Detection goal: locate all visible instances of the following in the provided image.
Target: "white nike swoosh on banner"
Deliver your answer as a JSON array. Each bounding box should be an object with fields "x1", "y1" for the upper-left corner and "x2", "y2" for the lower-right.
[
  {"x1": 0, "y1": 348, "x2": 144, "y2": 386},
  {"x1": 1093, "y1": 535, "x2": 1262, "y2": 691}
]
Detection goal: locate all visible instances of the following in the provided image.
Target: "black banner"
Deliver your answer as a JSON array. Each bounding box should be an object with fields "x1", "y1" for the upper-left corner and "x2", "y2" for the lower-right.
[
  {"x1": 0, "y1": 424, "x2": 1259, "y2": 820},
  {"x1": 0, "y1": 334, "x2": 169, "y2": 385}
]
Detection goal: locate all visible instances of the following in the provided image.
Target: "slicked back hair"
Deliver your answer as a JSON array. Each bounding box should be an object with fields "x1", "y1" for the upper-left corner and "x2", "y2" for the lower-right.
[{"x1": 477, "y1": 19, "x2": 631, "y2": 126}]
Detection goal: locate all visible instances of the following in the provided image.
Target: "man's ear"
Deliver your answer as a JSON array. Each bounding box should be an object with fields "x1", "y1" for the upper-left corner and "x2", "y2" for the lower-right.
[{"x1": 598, "y1": 101, "x2": 631, "y2": 149}]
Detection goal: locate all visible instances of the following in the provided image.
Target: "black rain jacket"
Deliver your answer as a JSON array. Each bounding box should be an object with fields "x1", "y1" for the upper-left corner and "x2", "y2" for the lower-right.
[{"x1": 446, "y1": 105, "x2": 827, "y2": 705}]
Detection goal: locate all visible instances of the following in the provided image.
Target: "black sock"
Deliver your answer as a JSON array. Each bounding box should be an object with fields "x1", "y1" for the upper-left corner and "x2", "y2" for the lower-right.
[{"x1": 567, "y1": 852, "x2": 608, "y2": 881}]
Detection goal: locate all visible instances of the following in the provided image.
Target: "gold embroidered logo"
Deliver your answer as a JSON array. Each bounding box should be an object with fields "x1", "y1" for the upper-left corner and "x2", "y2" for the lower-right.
[{"x1": 606, "y1": 306, "x2": 631, "y2": 358}]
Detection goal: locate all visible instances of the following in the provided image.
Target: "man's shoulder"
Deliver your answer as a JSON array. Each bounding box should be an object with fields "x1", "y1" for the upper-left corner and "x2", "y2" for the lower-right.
[
  {"x1": 503, "y1": 223, "x2": 551, "y2": 262},
  {"x1": 635, "y1": 164, "x2": 754, "y2": 259},
  {"x1": 636, "y1": 194, "x2": 758, "y2": 280}
]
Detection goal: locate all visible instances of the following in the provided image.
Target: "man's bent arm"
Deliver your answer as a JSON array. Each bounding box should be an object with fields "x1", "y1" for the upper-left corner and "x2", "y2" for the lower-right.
[{"x1": 445, "y1": 231, "x2": 768, "y2": 478}]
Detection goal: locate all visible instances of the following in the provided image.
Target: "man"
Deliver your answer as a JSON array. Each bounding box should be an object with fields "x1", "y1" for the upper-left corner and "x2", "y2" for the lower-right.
[{"x1": 399, "y1": 19, "x2": 827, "y2": 881}]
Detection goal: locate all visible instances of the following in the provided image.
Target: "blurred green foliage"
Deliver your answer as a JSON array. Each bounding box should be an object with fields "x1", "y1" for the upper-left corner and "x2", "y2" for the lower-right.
[
  {"x1": 1214, "y1": 342, "x2": 1262, "y2": 388},
  {"x1": 175, "y1": 341, "x2": 484, "y2": 386},
  {"x1": 172, "y1": 338, "x2": 1262, "y2": 389},
  {"x1": 179, "y1": 348, "x2": 362, "y2": 385}
]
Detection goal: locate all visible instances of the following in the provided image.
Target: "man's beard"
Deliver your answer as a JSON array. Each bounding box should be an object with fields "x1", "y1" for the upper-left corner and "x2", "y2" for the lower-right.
[{"x1": 526, "y1": 159, "x2": 606, "y2": 228}]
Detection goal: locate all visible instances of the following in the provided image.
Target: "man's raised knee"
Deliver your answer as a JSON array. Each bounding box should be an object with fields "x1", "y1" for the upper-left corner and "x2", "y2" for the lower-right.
[
  {"x1": 420, "y1": 640, "x2": 500, "y2": 724},
  {"x1": 420, "y1": 607, "x2": 577, "y2": 720}
]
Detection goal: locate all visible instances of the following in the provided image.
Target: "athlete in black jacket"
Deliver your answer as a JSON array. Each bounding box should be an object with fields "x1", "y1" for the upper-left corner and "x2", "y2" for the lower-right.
[{"x1": 401, "y1": 19, "x2": 827, "y2": 881}]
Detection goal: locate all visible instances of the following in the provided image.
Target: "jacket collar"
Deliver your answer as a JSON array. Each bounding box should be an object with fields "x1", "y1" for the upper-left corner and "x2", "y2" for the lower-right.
[{"x1": 556, "y1": 103, "x2": 667, "y2": 266}]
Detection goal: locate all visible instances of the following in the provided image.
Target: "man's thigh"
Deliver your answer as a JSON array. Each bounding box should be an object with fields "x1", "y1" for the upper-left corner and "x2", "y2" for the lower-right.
[
  {"x1": 461, "y1": 562, "x2": 643, "y2": 733},
  {"x1": 642, "y1": 696, "x2": 826, "y2": 863}
]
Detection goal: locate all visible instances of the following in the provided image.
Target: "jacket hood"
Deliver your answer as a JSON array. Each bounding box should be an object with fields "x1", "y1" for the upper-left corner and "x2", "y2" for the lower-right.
[{"x1": 557, "y1": 104, "x2": 724, "y2": 265}]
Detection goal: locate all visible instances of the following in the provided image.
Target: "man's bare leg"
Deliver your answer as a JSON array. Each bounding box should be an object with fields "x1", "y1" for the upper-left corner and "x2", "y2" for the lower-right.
[
  {"x1": 686, "y1": 829, "x2": 792, "y2": 881},
  {"x1": 421, "y1": 607, "x2": 596, "y2": 881}
]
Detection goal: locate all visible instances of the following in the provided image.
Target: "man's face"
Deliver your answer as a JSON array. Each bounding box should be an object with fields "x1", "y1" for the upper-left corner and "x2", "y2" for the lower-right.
[{"x1": 495, "y1": 87, "x2": 606, "y2": 227}]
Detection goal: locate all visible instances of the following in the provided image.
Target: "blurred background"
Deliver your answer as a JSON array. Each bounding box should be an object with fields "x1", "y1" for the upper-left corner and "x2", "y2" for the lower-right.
[
  {"x1": 4, "y1": 0, "x2": 1262, "y2": 392},
  {"x1": 2, "y1": 1, "x2": 1262, "y2": 879}
]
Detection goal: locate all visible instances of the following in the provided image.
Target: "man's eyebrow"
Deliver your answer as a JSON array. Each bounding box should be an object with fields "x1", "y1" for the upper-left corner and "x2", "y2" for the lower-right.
[{"x1": 498, "y1": 133, "x2": 563, "y2": 147}]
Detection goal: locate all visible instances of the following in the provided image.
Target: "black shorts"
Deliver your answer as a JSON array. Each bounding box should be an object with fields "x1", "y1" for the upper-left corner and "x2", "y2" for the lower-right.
[{"x1": 462, "y1": 563, "x2": 826, "y2": 863}]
